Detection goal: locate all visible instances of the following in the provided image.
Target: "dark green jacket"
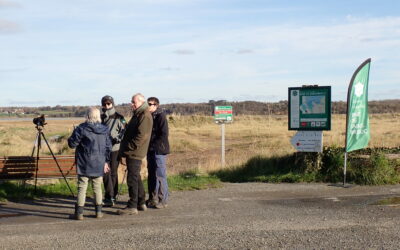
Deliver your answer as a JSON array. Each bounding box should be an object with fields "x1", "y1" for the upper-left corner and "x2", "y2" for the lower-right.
[
  {"x1": 119, "y1": 103, "x2": 153, "y2": 160},
  {"x1": 101, "y1": 107, "x2": 126, "y2": 152}
]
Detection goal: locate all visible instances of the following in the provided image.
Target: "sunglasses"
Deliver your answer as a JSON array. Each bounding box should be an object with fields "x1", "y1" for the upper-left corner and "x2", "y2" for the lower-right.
[
  {"x1": 104, "y1": 103, "x2": 112, "y2": 106},
  {"x1": 148, "y1": 103, "x2": 157, "y2": 106}
]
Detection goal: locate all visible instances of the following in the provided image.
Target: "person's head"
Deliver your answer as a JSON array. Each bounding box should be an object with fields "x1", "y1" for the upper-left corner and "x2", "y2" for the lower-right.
[
  {"x1": 131, "y1": 93, "x2": 146, "y2": 111},
  {"x1": 86, "y1": 107, "x2": 101, "y2": 123},
  {"x1": 147, "y1": 97, "x2": 160, "y2": 113},
  {"x1": 101, "y1": 95, "x2": 114, "y2": 110}
]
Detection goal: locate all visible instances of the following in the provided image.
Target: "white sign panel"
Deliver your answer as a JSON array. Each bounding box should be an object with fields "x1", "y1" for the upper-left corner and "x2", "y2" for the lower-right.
[
  {"x1": 290, "y1": 131, "x2": 323, "y2": 152},
  {"x1": 290, "y1": 89, "x2": 300, "y2": 128}
]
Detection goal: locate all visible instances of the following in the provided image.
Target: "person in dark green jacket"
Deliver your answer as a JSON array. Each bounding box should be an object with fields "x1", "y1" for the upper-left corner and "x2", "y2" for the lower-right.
[
  {"x1": 100, "y1": 95, "x2": 126, "y2": 207},
  {"x1": 118, "y1": 93, "x2": 153, "y2": 215}
]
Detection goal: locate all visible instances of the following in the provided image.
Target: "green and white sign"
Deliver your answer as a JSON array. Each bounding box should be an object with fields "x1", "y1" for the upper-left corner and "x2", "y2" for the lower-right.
[
  {"x1": 288, "y1": 86, "x2": 331, "y2": 130},
  {"x1": 214, "y1": 106, "x2": 233, "y2": 123},
  {"x1": 345, "y1": 59, "x2": 371, "y2": 152}
]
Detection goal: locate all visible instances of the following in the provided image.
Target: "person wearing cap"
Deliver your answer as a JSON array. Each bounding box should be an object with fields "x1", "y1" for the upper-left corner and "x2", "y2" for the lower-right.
[
  {"x1": 100, "y1": 95, "x2": 126, "y2": 207},
  {"x1": 146, "y1": 97, "x2": 170, "y2": 209}
]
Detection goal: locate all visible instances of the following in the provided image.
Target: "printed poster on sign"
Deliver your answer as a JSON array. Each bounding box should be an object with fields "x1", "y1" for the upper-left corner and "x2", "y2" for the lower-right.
[{"x1": 288, "y1": 86, "x2": 331, "y2": 130}]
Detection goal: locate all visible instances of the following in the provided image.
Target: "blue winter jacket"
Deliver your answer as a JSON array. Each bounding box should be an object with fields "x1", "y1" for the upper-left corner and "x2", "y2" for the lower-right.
[{"x1": 68, "y1": 122, "x2": 112, "y2": 177}]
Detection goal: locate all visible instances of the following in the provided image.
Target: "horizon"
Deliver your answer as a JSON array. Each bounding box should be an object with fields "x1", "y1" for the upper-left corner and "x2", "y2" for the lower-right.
[
  {"x1": 1, "y1": 98, "x2": 399, "y2": 109},
  {"x1": 1, "y1": 0, "x2": 400, "y2": 107}
]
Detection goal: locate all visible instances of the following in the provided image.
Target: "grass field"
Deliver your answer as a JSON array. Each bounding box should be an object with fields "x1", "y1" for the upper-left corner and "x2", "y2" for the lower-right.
[
  {"x1": 0, "y1": 114, "x2": 399, "y2": 175},
  {"x1": 0, "y1": 172, "x2": 222, "y2": 201}
]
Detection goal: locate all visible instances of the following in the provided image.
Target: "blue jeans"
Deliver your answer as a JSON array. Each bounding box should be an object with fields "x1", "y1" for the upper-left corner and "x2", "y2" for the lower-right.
[{"x1": 147, "y1": 152, "x2": 169, "y2": 204}]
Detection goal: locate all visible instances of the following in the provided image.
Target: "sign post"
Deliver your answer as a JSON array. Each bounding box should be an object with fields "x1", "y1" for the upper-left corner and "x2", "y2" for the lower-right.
[
  {"x1": 214, "y1": 106, "x2": 233, "y2": 123},
  {"x1": 288, "y1": 86, "x2": 331, "y2": 153},
  {"x1": 221, "y1": 123, "x2": 225, "y2": 166},
  {"x1": 214, "y1": 106, "x2": 233, "y2": 167}
]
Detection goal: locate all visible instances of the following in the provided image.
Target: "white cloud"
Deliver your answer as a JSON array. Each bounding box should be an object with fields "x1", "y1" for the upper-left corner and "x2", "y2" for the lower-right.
[
  {"x1": 213, "y1": 17, "x2": 400, "y2": 57},
  {"x1": 1, "y1": 1, "x2": 399, "y2": 106},
  {"x1": 0, "y1": 0, "x2": 21, "y2": 8},
  {"x1": 173, "y1": 49, "x2": 195, "y2": 55},
  {"x1": 236, "y1": 49, "x2": 253, "y2": 54},
  {"x1": 141, "y1": 0, "x2": 198, "y2": 4},
  {"x1": 0, "y1": 18, "x2": 20, "y2": 33}
]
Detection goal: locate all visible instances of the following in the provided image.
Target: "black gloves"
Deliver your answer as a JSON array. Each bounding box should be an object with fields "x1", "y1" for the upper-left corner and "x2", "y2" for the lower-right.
[{"x1": 112, "y1": 137, "x2": 121, "y2": 145}]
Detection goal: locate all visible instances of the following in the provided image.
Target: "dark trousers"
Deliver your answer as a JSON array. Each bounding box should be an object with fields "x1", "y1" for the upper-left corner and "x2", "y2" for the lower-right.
[
  {"x1": 103, "y1": 151, "x2": 119, "y2": 200},
  {"x1": 126, "y1": 157, "x2": 145, "y2": 208},
  {"x1": 147, "y1": 151, "x2": 169, "y2": 204}
]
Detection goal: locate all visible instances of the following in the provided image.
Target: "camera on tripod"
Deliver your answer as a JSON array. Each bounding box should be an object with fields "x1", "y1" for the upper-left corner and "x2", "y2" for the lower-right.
[
  {"x1": 30, "y1": 114, "x2": 75, "y2": 196},
  {"x1": 33, "y1": 114, "x2": 46, "y2": 127}
]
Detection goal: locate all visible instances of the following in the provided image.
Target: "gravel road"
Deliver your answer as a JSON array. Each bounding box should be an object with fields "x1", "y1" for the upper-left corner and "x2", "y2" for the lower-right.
[{"x1": 1, "y1": 183, "x2": 400, "y2": 249}]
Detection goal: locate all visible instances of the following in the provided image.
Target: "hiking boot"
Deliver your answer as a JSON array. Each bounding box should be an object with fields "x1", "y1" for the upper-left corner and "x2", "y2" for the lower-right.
[
  {"x1": 103, "y1": 199, "x2": 115, "y2": 207},
  {"x1": 146, "y1": 199, "x2": 158, "y2": 209},
  {"x1": 147, "y1": 201, "x2": 167, "y2": 209},
  {"x1": 155, "y1": 203, "x2": 168, "y2": 209},
  {"x1": 117, "y1": 206, "x2": 138, "y2": 215},
  {"x1": 95, "y1": 205, "x2": 103, "y2": 219},
  {"x1": 70, "y1": 204, "x2": 84, "y2": 220},
  {"x1": 138, "y1": 204, "x2": 147, "y2": 211}
]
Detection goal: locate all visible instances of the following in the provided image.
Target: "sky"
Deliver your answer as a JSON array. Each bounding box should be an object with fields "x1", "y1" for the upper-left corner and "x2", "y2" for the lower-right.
[{"x1": 1, "y1": 0, "x2": 399, "y2": 107}]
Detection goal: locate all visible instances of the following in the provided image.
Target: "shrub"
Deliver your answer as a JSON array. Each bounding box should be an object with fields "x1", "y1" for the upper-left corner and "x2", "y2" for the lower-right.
[
  {"x1": 319, "y1": 147, "x2": 344, "y2": 183},
  {"x1": 349, "y1": 152, "x2": 400, "y2": 185},
  {"x1": 213, "y1": 147, "x2": 400, "y2": 185}
]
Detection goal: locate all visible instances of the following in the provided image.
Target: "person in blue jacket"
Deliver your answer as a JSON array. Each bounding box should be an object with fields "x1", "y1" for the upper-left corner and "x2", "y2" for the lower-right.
[{"x1": 68, "y1": 107, "x2": 112, "y2": 220}]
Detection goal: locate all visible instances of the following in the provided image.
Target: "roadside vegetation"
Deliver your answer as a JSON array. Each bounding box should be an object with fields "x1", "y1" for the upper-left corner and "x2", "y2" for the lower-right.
[
  {"x1": 212, "y1": 147, "x2": 400, "y2": 185},
  {"x1": 0, "y1": 170, "x2": 221, "y2": 201},
  {"x1": 0, "y1": 113, "x2": 399, "y2": 200},
  {"x1": 1, "y1": 114, "x2": 399, "y2": 173}
]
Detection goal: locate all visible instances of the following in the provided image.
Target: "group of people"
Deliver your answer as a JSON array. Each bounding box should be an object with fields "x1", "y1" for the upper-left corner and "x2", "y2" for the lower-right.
[{"x1": 67, "y1": 93, "x2": 170, "y2": 220}]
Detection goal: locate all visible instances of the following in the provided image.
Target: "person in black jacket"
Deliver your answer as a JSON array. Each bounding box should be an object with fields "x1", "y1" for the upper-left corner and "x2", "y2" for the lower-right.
[
  {"x1": 68, "y1": 107, "x2": 112, "y2": 220},
  {"x1": 146, "y1": 97, "x2": 170, "y2": 209}
]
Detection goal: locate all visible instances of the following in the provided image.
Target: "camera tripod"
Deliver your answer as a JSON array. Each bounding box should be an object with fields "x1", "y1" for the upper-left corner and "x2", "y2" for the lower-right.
[{"x1": 31, "y1": 124, "x2": 75, "y2": 197}]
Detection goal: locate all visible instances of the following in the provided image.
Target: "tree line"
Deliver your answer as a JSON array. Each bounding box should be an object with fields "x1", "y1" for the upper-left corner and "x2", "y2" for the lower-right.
[
  {"x1": 1, "y1": 99, "x2": 399, "y2": 117},
  {"x1": 160, "y1": 99, "x2": 400, "y2": 116}
]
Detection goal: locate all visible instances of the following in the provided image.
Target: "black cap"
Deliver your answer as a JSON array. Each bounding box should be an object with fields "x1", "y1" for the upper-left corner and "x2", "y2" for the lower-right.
[{"x1": 101, "y1": 95, "x2": 114, "y2": 106}]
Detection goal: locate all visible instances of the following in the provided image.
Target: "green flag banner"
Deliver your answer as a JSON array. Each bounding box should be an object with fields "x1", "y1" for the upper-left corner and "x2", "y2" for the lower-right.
[{"x1": 345, "y1": 58, "x2": 371, "y2": 152}]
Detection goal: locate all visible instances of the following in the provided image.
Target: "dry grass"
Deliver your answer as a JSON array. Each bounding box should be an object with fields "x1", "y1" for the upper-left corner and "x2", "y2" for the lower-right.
[
  {"x1": 0, "y1": 119, "x2": 83, "y2": 156},
  {"x1": 1, "y1": 114, "x2": 399, "y2": 175}
]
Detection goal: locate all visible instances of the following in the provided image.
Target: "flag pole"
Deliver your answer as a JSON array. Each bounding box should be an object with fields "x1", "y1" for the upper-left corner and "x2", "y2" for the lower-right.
[
  {"x1": 344, "y1": 58, "x2": 371, "y2": 187},
  {"x1": 343, "y1": 152, "x2": 347, "y2": 186}
]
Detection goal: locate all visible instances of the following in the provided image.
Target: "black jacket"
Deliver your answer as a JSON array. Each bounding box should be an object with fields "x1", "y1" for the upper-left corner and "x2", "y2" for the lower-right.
[{"x1": 148, "y1": 108, "x2": 170, "y2": 155}]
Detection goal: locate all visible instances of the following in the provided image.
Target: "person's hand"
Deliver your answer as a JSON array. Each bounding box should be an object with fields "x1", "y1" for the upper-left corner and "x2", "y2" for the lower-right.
[{"x1": 104, "y1": 163, "x2": 110, "y2": 174}]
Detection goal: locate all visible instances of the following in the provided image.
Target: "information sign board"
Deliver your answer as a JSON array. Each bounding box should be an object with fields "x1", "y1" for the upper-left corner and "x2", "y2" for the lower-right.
[
  {"x1": 214, "y1": 106, "x2": 233, "y2": 123},
  {"x1": 290, "y1": 131, "x2": 323, "y2": 152},
  {"x1": 288, "y1": 86, "x2": 331, "y2": 130}
]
